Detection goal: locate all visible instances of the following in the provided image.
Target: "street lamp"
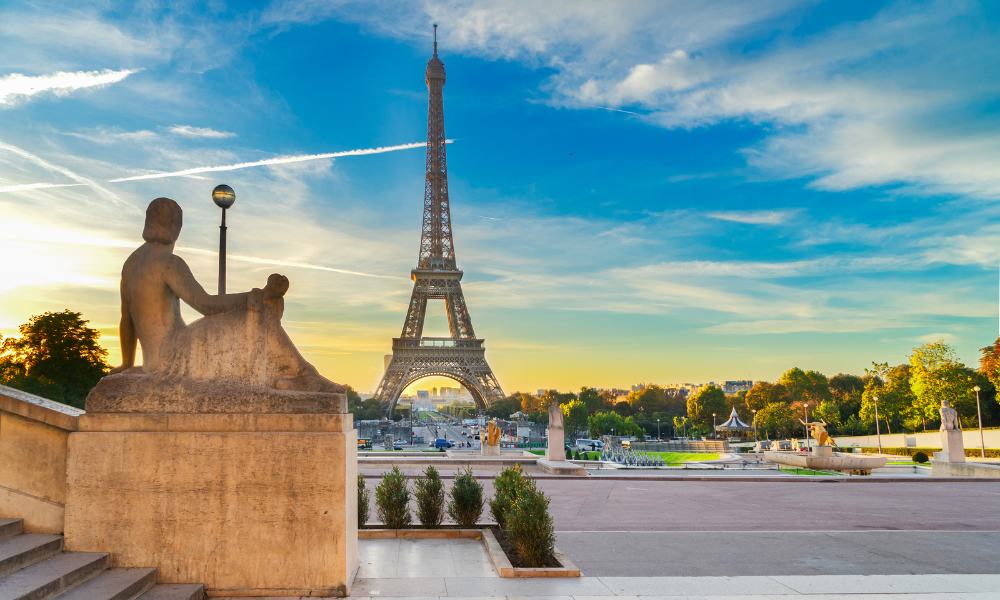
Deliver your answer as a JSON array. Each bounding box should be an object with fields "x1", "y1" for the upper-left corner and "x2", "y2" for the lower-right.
[
  {"x1": 212, "y1": 184, "x2": 236, "y2": 294},
  {"x1": 801, "y1": 402, "x2": 810, "y2": 449},
  {"x1": 974, "y1": 385, "x2": 985, "y2": 459},
  {"x1": 712, "y1": 413, "x2": 717, "y2": 439},
  {"x1": 752, "y1": 409, "x2": 758, "y2": 443},
  {"x1": 657, "y1": 418, "x2": 661, "y2": 441},
  {"x1": 873, "y1": 394, "x2": 883, "y2": 455}
]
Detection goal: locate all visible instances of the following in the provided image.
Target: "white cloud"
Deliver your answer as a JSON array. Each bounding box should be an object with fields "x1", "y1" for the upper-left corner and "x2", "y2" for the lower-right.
[
  {"x1": 0, "y1": 68, "x2": 137, "y2": 107},
  {"x1": 706, "y1": 210, "x2": 796, "y2": 225},
  {"x1": 169, "y1": 125, "x2": 236, "y2": 139}
]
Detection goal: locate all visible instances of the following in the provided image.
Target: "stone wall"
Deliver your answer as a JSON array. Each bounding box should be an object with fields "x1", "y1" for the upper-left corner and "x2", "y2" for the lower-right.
[
  {"x1": 834, "y1": 429, "x2": 1000, "y2": 450},
  {"x1": 0, "y1": 384, "x2": 82, "y2": 533}
]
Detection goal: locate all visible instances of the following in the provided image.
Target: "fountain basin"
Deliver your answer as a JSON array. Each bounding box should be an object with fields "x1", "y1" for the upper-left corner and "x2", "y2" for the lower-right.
[{"x1": 764, "y1": 446, "x2": 887, "y2": 475}]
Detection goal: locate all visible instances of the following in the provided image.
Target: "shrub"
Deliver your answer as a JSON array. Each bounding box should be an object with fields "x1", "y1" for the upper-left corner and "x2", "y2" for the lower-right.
[
  {"x1": 912, "y1": 451, "x2": 929, "y2": 464},
  {"x1": 375, "y1": 466, "x2": 411, "y2": 529},
  {"x1": 414, "y1": 465, "x2": 445, "y2": 528},
  {"x1": 505, "y1": 480, "x2": 556, "y2": 567},
  {"x1": 490, "y1": 465, "x2": 527, "y2": 528},
  {"x1": 448, "y1": 467, "x2": 483, "y2": 528},
  {"x1": 358, "y1": 474, "x2": 370, "y2": 528},
  {"x1": 565, "y1": 447, "x2": 572, "y2": 459}
]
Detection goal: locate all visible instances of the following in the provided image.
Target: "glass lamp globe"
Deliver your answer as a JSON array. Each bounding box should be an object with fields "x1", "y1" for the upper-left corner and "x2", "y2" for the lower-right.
[{"x1": 212, "y1": 184, "x2": 236, "y2": 209}]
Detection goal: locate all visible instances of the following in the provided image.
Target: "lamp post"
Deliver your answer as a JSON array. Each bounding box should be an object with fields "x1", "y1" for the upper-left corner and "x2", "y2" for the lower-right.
[
  {"x1": 712, "y1": 413, "x2": 717, "y2": 439},
  {"x1": 657, "y1": 418, "x2": 661, "y2": 441},
  {"x1": 801, "y1": 402, "x2": 810, "y2": 449},
  {"x1": 974, "y1": 385, "x2": 985, "y2": 459},
  {"x1": 873, "y1": 394, "x2": 883, "y2": 455},
  {"x1": 212, "y1": 184, "x2": 236, "y2": 294},
  {"x1": 752, "y1": 409, "x2": 758, "y2": 443}
]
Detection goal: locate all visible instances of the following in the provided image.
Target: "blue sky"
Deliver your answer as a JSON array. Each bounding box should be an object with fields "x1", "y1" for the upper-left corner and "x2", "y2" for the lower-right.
[{"x1": 0, "y1": 1, "x2": 998, "y2": 393}]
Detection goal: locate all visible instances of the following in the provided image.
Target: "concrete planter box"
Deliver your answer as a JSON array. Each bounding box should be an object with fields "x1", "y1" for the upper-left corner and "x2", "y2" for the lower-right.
[{"x1": 359, "y1": 527, "x2": 580, "y2": 578}]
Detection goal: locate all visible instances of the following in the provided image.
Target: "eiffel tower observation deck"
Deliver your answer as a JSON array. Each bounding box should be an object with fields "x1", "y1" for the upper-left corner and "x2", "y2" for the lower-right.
[{"x1": 373, "y1": 26, "x2": 505, "y2": 417}]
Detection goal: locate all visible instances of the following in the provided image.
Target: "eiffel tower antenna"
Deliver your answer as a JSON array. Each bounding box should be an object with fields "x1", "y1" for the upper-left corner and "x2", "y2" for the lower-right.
[
  {"x1": 433, "y1": 23, "x2": 438, "y2": 56},
  {"x1": 373, "y1": 28, "x2": 504, "y2": 417}
]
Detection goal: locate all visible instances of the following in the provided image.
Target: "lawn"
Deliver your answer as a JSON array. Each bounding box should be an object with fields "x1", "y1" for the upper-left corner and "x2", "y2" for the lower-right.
[{"x1": 649, "y1": 451, "x2": 720, "y2": 464}]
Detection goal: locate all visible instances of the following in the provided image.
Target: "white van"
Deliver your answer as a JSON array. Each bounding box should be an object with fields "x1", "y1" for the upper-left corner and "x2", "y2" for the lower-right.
[{"x1": 575, "y1": 438, "x2": 604, "y2": 451}]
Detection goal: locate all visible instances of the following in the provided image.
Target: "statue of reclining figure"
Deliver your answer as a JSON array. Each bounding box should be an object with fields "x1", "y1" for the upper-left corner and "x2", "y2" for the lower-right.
[{"x1": 86, "y1": 197, "x2": 346, "y2": 413}]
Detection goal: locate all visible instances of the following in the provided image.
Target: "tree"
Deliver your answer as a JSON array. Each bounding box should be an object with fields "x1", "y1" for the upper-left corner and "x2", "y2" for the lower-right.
[
  {"x1": 561, "y1": 399, "x2": 588, "y2": 436},
  {"x1": 981, "y1": 338, "x2": 1000, "y2": 396},
  {"x1": 686, "y1": 384, "x2": 728, "y2": 432},
  {"x1": 626, "y1": 384, "x2": 669, "y2": 414},
  {"x1": 587, "y1": 411, "x2": 643, "y2": 438},
  {"x1": 753, "y1": 402, "x2": 797, "y2": 439},
  {"x1": 828, "y1": 373, "x2": 865, "y2": 419},
  {"x1": 578, "y1": 387, "x2": 607, "y2": 413},
  {"x1": 812, "y1": 400, "x2": 842, "y2": 434},
  {"x1": 744, "y1": 382, "x2": 788, "y2": 412},
  {"x1": 0, "y1": 310, "x2": 109, "y2": 408},
  {"x1": 486, "y1": 395, "x2": 521, "y2": 419},
  {"x1": 777, "y1": 367, "x2": 830, "y2": 405},
  {"x1": 348, "y1": 391, "x2": 382, "y2": 421},
  {"x1": 909, "y1": 342, "x2": 975, "y2": 426},
  {"x1": 860, "y1": 362, "x2": 914, "y2": 434}
]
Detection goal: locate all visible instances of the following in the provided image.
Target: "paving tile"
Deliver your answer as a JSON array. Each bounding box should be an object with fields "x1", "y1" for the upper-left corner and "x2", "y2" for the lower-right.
[
  {"x1": 444, "y1": 576, "x2": 613, "y2": 597},
  {"x1": 770, "y1": 574, "x2": 1000, "y2": 595},
  {"x1": 352, "y1": 577, "x2": 448, "y2": 597},
  {"x1": 599, "y1": 577, "x2": 796, "y2": 596}
]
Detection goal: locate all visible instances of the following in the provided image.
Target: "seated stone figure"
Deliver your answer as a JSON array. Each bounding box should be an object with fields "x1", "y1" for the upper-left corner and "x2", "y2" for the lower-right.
[{"x1": 86, "y1": 197, "x2": 346, "y2": 413}]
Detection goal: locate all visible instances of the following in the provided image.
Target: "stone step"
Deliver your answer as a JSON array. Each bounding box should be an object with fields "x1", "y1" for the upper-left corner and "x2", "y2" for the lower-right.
[
  {"x1": 136, "y1": 584, "x2": 206, "y2": 600},
  {"x1": 54, "y1": 567, "x2": 156, "y2": 600},
  {"x1": 0, "y1": 551, "x2": 108, "y2": 600},
  {"x1": 0, "y1": 534, "x2": 64, "y2": 578},
  {"x1": 0, "y1": 519, "x2": 23, "y2": 542}
]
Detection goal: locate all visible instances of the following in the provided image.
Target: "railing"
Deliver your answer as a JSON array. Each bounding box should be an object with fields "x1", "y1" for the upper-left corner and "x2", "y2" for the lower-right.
[{"x1": 393, "y1": 337, "x2": 484, "y2": 349}]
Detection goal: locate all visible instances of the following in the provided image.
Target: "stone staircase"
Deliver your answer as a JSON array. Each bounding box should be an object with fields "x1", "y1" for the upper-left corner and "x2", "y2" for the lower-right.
[{"x1": 0, "y1": 518, "x2": 204, "y2": 600}]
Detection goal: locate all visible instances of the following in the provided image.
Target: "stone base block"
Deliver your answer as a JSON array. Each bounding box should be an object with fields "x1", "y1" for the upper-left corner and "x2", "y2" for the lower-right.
[
  {"x1": 64, "y1": 413, "x2": 357, "y2": 597},
  {"x1": 939, "y1": 429, "x2": 965, "y2": 463},
  {"x1": 481, "y1": 444, "x2": 501, "y2": 457},
  {"x1": 811, "y1": 445, "x2": 834, "y2": 457}
]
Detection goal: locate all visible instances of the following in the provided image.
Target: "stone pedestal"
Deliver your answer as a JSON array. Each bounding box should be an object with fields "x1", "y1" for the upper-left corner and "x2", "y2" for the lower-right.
[
  {"x1": 934, "y1": 429, "x2": 965, "y2": 464},
  {"x1": 481, "y1": 443, "x2": 501, "y2": 457},
  {"x1": 64, "y1": 411, "x2": 357, "y2": 597},
  {"x1": 811, "y1": 445, "x2": 833, "y2": 457},
  {"x1": 546, "y1": 423, "x2": 565, "y2": 462}
]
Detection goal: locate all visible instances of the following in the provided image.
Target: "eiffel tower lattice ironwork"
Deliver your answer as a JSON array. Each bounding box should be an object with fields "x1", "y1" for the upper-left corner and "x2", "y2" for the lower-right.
[{"x1": 373, "y1": 26, "x2": 504, "y2": 417}]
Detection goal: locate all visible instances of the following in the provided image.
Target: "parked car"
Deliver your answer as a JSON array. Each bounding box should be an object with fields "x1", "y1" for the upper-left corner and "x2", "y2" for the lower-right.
[
  {"x1": 431, "y1": 438, "x2": 454, "y2": 449},
  {"x1": 575, "y1": 438, "x2": 604, "y2": 451}
]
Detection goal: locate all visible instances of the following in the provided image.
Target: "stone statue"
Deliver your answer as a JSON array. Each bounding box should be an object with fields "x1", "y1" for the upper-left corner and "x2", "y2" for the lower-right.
[
  {"x1": 800, "y1": 419, "x2": 835, "y2": 447},
  {"x1": 940, "y1": 399, "x2": 961, "y2": 431},
  {"x1": 546, "y1": 399, "x2": 565, "y2": 461},
  {"x1": 486, "y1": 420, "x2": 502, "y2": 446},
  {"x1": 86, "y1": 197, "x2": 346, "y2": 413}
]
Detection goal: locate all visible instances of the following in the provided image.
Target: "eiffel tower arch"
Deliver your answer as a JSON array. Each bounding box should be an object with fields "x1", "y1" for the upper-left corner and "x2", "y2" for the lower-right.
[{"x1": 373, "y1": 26, "x2": 505, "y2": 417}]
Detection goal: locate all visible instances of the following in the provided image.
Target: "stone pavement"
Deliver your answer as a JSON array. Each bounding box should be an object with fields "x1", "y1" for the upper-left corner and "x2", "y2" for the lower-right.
[{"x1": 346, "y1": 539, "x2": 1000, "y2": 599}]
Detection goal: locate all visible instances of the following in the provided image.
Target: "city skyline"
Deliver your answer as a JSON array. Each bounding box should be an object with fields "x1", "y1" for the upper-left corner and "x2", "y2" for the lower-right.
[{"x1": 1, "y1": 2, "x2": 999, "y2": 394}]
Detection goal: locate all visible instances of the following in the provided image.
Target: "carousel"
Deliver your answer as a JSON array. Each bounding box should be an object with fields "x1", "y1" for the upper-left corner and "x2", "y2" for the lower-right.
[{"x1": 715, "y1": 407, "x2": 752, "y2": 440}]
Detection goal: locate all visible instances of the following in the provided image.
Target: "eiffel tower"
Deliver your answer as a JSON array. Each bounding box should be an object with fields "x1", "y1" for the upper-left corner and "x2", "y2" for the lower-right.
[{"x1": 373, "y1": 26, "x2": 505, "y2": 417}]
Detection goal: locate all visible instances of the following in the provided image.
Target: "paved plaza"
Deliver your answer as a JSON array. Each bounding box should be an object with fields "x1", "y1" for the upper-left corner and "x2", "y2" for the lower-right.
[{"x1": 345, "y1": 539, "x2": 999, "y2": 600}]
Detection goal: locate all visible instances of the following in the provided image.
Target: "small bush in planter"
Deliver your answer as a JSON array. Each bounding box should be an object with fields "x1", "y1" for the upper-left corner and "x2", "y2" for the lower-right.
[
  {"x1": 565, "y1": 447, "x2": 572, "y2": 459},
  {"x1": 505, "y1": 480, "x2": 556, "y2": 567},
  {"x1": 448, "y1": 467, "x2": 483, "y2": 528},
  {"x1": 358, "y1": 474, "x2": 370, "y2": 528},
  {"x1": 490, "y1": 465, "x2": 526, "y2": 528},
  {"x1": 375, "y1": 466, "x2": 411, "y2": 529},
  {"x1": 414, "y1": 465, "x2": 445, "y2": 528},
  {"x1": 912, "y1": 451, "x2": 929, "y2": 464}
]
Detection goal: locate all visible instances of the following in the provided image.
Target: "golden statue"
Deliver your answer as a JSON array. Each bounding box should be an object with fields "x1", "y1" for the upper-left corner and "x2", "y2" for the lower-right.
[
  {"x1": 484, "y1": 420, "x2": 502, "y2": 447},
  {"x1": 800, "y1": 419, "x2": 835, "y2": 447}
]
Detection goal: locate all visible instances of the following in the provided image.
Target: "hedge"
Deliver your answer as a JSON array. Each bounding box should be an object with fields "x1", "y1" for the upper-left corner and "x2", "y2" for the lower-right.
[{"x1": 856, "y1": 446, "x2": 1000, "y2": 458}]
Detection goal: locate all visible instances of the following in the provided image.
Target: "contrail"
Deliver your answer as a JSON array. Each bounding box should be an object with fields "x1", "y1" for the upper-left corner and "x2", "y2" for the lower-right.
[
  {"x1": 178, "y1": 247, "x2": 399, "y2": 280},
  {"x1": 0, "y1": 140, "x2": 125, "y2": 205},
  {"x1": 108, "y1": 141, "x2": 445, "y2": 183},
  {"x1": 0, "y1": 182, "x2": 86, "y2": 193}
]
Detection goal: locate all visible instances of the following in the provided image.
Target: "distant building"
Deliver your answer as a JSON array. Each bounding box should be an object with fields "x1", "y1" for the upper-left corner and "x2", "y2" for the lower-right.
[{"x1": 722, "y1": 380, "x2": 753, "y2": 394}]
